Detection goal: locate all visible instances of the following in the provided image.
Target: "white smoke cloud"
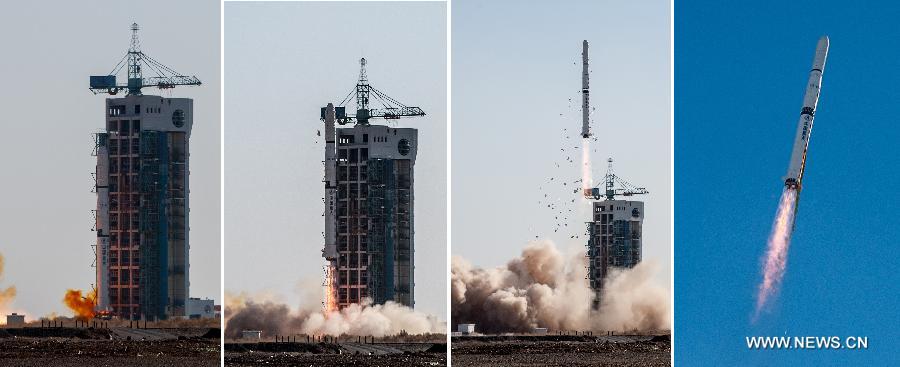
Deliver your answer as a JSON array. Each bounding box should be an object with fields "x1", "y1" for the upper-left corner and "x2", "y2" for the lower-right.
[
  {"x1": 224, "y1": 288, "x2": 444, "y2": 338},
  {"x1": 452, "y1": 240, "x2": 670, "y2": 333}
]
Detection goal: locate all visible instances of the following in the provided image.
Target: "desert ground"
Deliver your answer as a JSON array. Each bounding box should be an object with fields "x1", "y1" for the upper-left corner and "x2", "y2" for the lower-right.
[
  {"x1": 451, "y1": 334, "x2": 671, "y2": 367},
  {"x1": 0, "y1": 322, "x2": 220, "y2": 367}
]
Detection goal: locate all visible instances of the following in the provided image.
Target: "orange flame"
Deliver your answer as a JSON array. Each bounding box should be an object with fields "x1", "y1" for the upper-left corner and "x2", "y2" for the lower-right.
[
  {"x1": 64, "y1": 289, "x2": 97, "y2": 320},
  {"x1": 324, "y1": 263, "x2": 338, "y2": 314}
]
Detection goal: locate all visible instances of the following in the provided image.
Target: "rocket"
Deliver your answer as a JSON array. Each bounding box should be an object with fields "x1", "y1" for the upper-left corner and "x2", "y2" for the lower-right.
[
  {"x1": 581, "y1": 40, "x2": 591, "y2": 138},
  {"x1": 323, "y1": 103, "x2": 338, "y2": 260},
  {"x1": 95, "y1": 135, "x2": 110, "y2": 312},
  {"x1": 785, "y1": 36, "x2": 828, "y2": 191}
]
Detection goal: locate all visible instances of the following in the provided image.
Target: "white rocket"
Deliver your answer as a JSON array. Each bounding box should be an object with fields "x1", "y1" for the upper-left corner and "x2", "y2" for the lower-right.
[
  {"x1": 581, "y1": 40, "x2": 591, "y2": 138},
  {"x1": 323, "y1": 103, "x2": 338, "y2": 260},
  {"x1": 95, "y1": 136, "x2": 110, "y2": 312},
  {"x1": 785, "y1": 36, "x2": 828, "y2": 190}
]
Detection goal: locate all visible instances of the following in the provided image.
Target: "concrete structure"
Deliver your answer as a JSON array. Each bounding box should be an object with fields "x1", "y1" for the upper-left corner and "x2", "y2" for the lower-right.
[
  {"x1": 5, "y1": 313, "x2": 25, "y2": 327},
  {"x1": 326, "y1": 118, "x2": 417, "y2": 309},
  {"x1": 586, "y1": 199, "x2": 643, "y2": 308},
  {"x1": 531, "y1": 327, "x2": 548, "y2": 335},
  {"x1": 457, "y1": 323, "x2": 475, "y2": 334},
  {"x1": 241, "y1": 330, "x2": 262, "y2": 340},
  {"x1": 186, "y1": 297, "x2": 216, "y2": 319},
  {"x1": 94, "y1": 94, "x2": 192, "y2": 320}
]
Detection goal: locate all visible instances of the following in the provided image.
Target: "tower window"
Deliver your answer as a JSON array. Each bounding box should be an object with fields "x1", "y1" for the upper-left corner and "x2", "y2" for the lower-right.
[
  {"x1": 398, "y1": 139, "x2": 411, "y2": 156},
  {"x1": 172, "y1": 109, "x2": 185, "y2": 128}
]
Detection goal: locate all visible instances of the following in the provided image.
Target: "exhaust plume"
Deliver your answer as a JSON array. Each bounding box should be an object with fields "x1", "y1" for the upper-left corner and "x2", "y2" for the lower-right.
[
  {"x1": 324, "y1": 263, "x2": 338, "y2": 313},
  {"x1": 0, "y1": 253, "x2": 16, "y2": 315},
  {"x1": 63, "y1": 289, "x2": 97, "y2": 320},
  {"x1": 224, "y1": 290, "x2": 443, "y2": 338},
  {"x1": 755, "y1": 188, "x2": 798, "y2": 319},
  {"x1": 581, "y1": 138, "x2": 592, "y2": 197},
  {"x1": 451, "y1": 240, "x2": 670, "y2": 333}
]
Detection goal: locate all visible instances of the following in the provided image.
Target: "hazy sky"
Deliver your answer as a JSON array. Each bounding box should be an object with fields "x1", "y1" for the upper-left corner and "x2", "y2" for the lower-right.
[
  {"x1": 224, "y1": 2, "x2": 447, "y2": 317},
  {"x1": 452, "y1": 0, "x2": 672, "y2": 288},
  {"x1": 0, "y1": 0, "x2": 221, "y2": 319},
  {"x1": 677, "y1": 0, "x2": 899, "y2": 365}
]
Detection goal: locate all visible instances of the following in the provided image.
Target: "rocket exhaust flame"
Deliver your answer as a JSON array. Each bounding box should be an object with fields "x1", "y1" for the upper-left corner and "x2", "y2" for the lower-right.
[
  {"x1": 581, "y1": 138, "x2": 592, "y2": 198},
  {"x1": 754, "y1": 188, "x2": 798, "y2": 319},
  {"x1": 323, "y1": 262, "x2": 338, "y2": 314},
  {"x1": 64, "y1": 289, "x2": 97, "y2": 320}
]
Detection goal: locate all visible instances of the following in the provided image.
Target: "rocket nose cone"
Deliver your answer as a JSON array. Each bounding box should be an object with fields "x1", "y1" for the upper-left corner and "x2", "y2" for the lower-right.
[
  {"x1": 818, "y1": 36, "x2": 830, "y2": 51},
  {"x1": 812, "y1": 36, "x2": 829, "y2": 71}
]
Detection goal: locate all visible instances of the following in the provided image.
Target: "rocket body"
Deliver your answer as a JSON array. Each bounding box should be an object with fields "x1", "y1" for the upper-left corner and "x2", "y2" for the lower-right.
[
  {"x1": 323, "y1": 103, "x2": 338, "y2": 260},
  {"x1": 95, "y1": 136, "x2": 110, "y2": 312},
  {"x1": 581, "y1": 40, "x2": 591, "y2": 138},
  {"x1": 785, "y1": 36, "x2": 828, "y2": 190}
]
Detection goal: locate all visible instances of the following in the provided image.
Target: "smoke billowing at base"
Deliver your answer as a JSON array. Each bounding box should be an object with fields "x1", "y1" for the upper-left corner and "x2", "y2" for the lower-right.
[
  {"x1": 451, "y1": 240, "x2": 670, "y2": 334},
  {"x1": 224, "y1": 290, "x2": 444, "y2": 338},
  {"x1": 754, "y1": 188, "x2": 798, "y2": 319},
  {"x1": 0, "y1": 253, "x2": 17, "y2": 317}
]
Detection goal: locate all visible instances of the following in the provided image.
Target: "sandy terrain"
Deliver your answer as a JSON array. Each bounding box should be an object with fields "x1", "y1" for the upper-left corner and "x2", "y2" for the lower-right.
[
  {"x1": 0, "y1": 326, "x2": 220, "y2": 367},
  {"x1": 224, "y1": 341, "x2": 446, "y2": 367},
  {"x1": 451, "y1": 334, "x2": 671, "y2": 367}
]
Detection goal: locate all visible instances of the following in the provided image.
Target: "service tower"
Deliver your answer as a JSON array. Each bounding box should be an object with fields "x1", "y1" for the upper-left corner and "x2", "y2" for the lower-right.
[
  {"x1": 322, "y1": 59, "x2": 424, "y2": 309},
  {"x1": 90, "y1": 24, "x2": 201, "y2": 320}
]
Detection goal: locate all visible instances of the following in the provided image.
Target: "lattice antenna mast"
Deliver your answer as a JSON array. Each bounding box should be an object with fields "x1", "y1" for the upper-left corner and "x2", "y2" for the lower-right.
[
  {"x1": 127, "y1": 23, "x2": 143, "y2": 95},
  {"x1": 604, "y1": 158, "x2": 616, "y2": 199},
  {"x1": 357, "y1": 58, "x2": 369, "y2": 107},
  {"x1": 356, "y1": 58, "x2": 371, "y2": 122}
]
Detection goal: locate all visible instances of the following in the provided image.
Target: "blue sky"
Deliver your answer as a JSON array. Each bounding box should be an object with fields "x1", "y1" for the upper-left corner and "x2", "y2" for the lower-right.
[{"x1": 676, "y1": 0, "x2": 900, "y2": 365}]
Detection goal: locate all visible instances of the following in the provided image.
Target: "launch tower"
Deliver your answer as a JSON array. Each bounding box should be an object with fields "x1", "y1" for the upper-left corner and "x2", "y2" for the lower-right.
[
  {"x1": 322, "y1": 59, "x2": 424, "y2": 309},
  {"x1": 90, "y1": 24, "x2": 201, "y2": 320}
]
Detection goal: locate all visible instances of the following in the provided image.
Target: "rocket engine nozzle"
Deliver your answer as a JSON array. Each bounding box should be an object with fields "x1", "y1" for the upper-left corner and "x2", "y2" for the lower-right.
[{"x1": 784, "y1": 178, "x2": 801, "y2": 190}]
